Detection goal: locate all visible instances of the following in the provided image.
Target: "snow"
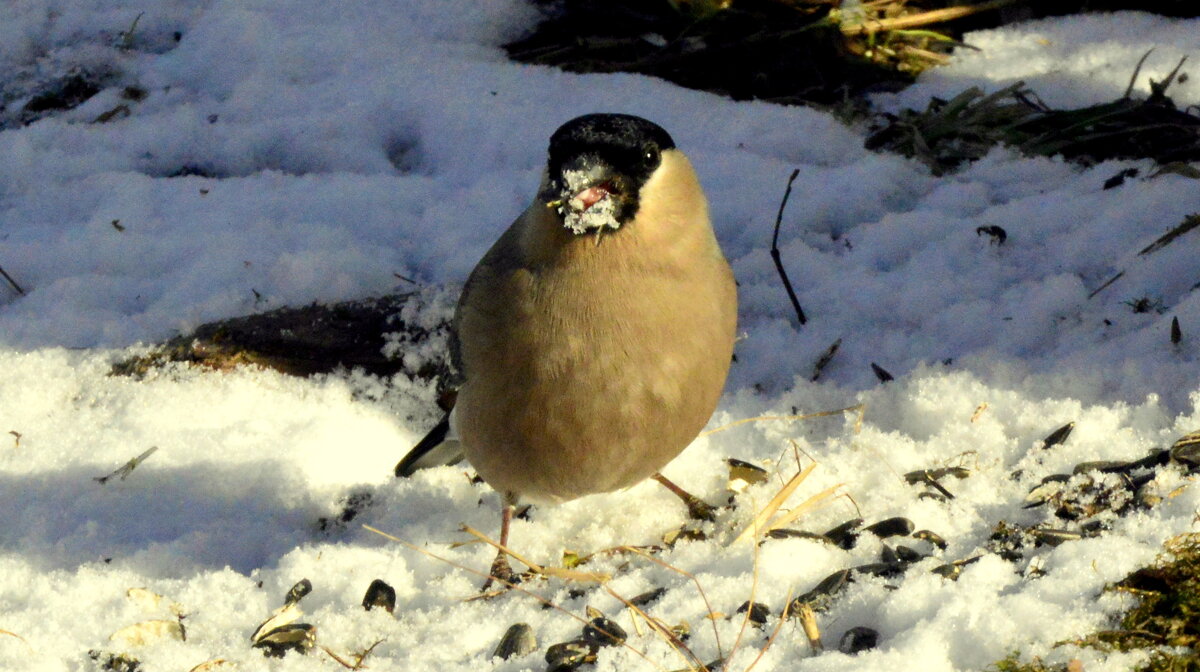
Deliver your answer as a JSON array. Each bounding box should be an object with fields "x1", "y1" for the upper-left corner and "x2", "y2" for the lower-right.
[{"x1": 1, "y1": 3, "x2": 1198, "y2": 671}]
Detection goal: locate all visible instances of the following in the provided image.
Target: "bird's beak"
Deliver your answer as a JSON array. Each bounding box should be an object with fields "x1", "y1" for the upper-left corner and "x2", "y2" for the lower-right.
[
  {"x1": 565, "y1": 179, "x2": 617, "y2": 213},
  {"x1": 544, "y1": 181, "x2": 617, "y2": 212},
  {"x1": 546, "y1": 158, "x2": 627, "y2": 234}
]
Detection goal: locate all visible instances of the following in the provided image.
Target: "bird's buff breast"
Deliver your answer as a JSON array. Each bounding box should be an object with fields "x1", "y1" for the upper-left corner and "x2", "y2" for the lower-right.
[{"x1": 456, "y1": 244, "x2": 734, "y2": 504}]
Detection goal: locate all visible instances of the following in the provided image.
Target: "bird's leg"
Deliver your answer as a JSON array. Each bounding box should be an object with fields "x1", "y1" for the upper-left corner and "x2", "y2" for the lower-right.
[
  {"x1": 481, "y1": 501, "x2": 517, "y2": 591},
  {"x1": 652, "y1": 473, "x2": 717, "y2": 522}
]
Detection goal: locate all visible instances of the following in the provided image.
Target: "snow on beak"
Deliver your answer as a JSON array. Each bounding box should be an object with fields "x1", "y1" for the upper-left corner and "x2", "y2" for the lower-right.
[{"x1": 568, "y1": 180, "x2": 617, "y2": 213}]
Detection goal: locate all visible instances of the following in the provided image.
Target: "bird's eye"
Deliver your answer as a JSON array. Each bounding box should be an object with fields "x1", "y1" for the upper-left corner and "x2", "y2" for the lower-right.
[{"x1": 643, "y1": 146, "x2": 660, "y2": 165}]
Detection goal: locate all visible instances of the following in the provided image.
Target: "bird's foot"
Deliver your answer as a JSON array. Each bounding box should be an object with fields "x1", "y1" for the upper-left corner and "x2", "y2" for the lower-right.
[
  {"x1": 681, "y1": 495, "x2": 718, "y2": 523},
  {"x1": 480, "y1": 551, "x2": 520, "y2": 592},
  {"x1": 652, "y1": 473, "x2": 719, "y2": 522}
]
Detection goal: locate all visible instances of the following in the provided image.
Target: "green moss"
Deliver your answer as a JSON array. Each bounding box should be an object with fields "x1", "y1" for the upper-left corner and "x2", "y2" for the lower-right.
[
  {"x1": 992, "y1": 534, "x2": 1200, "y2": 672},
  {"x1": 991, "y1": 652, "x2": 1069, "y2": 672},
  {"x1": 1106, "y1": 534, "x2": 1200, "y2": 670}
]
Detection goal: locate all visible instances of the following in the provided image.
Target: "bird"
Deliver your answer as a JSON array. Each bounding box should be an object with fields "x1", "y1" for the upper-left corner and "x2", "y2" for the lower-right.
[{"x1": 395, "y1": 113, "x2": 737, "y2": 586}]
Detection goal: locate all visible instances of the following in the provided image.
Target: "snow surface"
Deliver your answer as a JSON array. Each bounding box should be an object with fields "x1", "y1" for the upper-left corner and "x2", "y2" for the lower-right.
[{"x1": 1, "y1": 3, "x2": 1198, "y2": 671}]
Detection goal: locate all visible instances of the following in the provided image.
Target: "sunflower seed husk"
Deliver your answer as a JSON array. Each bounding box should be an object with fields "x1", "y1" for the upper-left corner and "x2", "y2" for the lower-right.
[
  {"x1": 583, "y1": 616, "x2": 627, "y2": 648},
  {"x1": 1170, "y1": 430, "x2": 1200, "y2": 468},
  {"x1": 629, "y1": 587, "x2": 667, "y2": 607},
  {"x1": 1041, "y1": 422, "x2": 1075, "y2": 449},
  {"x1": 823, "y1": 518, "x2": 864, "y2": 549},
  {"x1": 493, "y1": 623, "x2": 537, "y2": 660},
  {"x1": 727, "y1": 458, "x2": 770, "y2": 492},
  {"x1": 253, "y1": 623, "x2": 315, "y2": 658},
  {"x1": 109, "y1": 620, "x2": 185, "y2": 648},
  {"x1": 791, "y1": 569, "x2": 851, "y2": 612},
  {"x1": 838, "y1": 626, "x2": 879, "y2": 654},
  {"x1": 362, "y1": 579, "x2": 396, "y2": 613},
  {"x1": 284, "y1": 579, "x2": 312, "y2": 606},
  {"x1": 736, "y1": 601, "x2": 771, "y2": 627},
  {"x1": 545, "y1": 639, "x2": 593, "y2": 672},
  {"x1": 865, "y1": 517, "x2": 914, "y2": 539},
  {"x1": 913, "y1": 529, "x2": 947, "y2": 549}
]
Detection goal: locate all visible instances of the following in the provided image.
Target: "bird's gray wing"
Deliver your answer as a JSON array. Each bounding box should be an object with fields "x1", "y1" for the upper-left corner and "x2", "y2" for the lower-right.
[{"x1": 395, "y1": 209, "x2": 530, "y2": 478}]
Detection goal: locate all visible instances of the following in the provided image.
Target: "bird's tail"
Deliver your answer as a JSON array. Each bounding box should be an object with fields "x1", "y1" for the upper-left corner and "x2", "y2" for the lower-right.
[{"x1": 394, "y1": 409, "x2": 465, "y2": 477}]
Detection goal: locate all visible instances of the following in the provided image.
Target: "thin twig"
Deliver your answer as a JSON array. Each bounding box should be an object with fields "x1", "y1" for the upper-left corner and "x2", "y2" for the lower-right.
[
  {"x1": 94, "y1": 446, "x2": 158, "y2": 484},
  {"x1": 1087, "y1": 271, "x2": 1124, "y2": 299},
  {"x1": 0, "y1": 266, "x2": 25, "y2": 295},
  {"x1": 353, "y1": 639, "x2": 385, "y2": 670},
  {"x1": 770, "y1": 169, "x2": 807, "y2": 326},
  {"x1": 811, "y1": 338, "x2": 841, "y2": 382}
]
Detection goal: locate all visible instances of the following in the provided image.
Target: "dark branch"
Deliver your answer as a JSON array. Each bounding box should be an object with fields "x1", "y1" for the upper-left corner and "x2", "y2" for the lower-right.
[{"x1": 770, "y1": 169, "x2": 807, "y2": 326}]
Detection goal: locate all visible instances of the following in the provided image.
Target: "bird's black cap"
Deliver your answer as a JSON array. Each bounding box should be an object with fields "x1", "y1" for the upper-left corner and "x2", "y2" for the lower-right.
[
  {"x1": 547, "y1": 113, "x2": 675, "y2": 184},
  {"x1": 544, "y1": 114, "x2": 676, "y2": 229}
]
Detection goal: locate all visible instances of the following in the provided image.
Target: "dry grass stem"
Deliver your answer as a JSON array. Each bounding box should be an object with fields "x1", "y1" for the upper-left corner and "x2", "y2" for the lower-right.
[
  {"x1": 742, "y1": 588, "x2": 795, "y2": 672},
  {"x1": 604, "y1": 588, "x2": 707, "y2": 671},
  {"x1": 324, "y1": 638, "x2": 386, "y2": 670},
  {"x1": 0, "y1": 628, "x2": 33, "y2": 655},
  {"x1": 838, "y1": 492, "x2": 864, "y2": 519},
  {"x1": 1124, "y1": 48, "x2": 1155, "y2": 98},
  {"x1": 971, "y1": 403, "x2": 988, "y2": 422},
  {"x1": 537, "y1": 566, "x2": 612, "y2": 583},
  {"x1": 628, "y1": 605, "x2": 645, "y2": 637},
  {"x1": 620, "y1": 546, "x2": 725, "y2": 662},
  {"x1": 322, "y1": 646, "x2": 358, "y2": 669},
  {"x1": 841, "y1": 0, "x2": 1020, "y2": 36},
  {"x1": 727, "y1": 518, "x2": 764, "y2": 665},
  {"x1": 850, "y1": 404, "x2": 866, "y2": 433},
  {"x1": 898, "y1": 45, "x2": 951, "y2": 66},
  {"x1": 702, "y1": 405, "x2": 865, "y2": 438},
  {"x1": 459, "y1": 524, "x2": 545, "y2": 575},
  {"x1": 796, "y1": 603, "x2": 823, "y2": 653},
  {"x1": 461, "y1": 524, "x2": 611, "y2": 583},
  {"x1": 787, "y1": 440, "x2": 817, "y2": 474},
  {"x1": 758, "y1": 483, "x2": 844, "y2": 535},
  {"x1": 186, "y1": 660, "x2": 233, "y2": 672},
  {"x1": 1138, "y1": 213, "x2": 1200, "y2": 256},
  {"x1": 1088, "y1": 213, "x2": 1198, "y2": 301},
  {"x1": 731, "y1": 462, "x2": 817, "y2": 545},
  {"x1": 362, "y1": 525, "x2": 670, "y2": 671},
  {"x1": 351, "y1": 639, "x2": 385, "y2": 670}
]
